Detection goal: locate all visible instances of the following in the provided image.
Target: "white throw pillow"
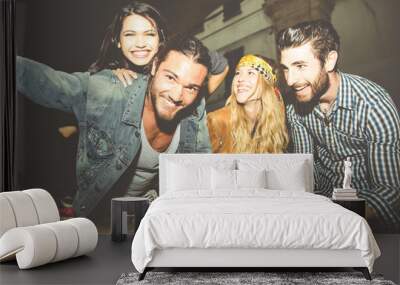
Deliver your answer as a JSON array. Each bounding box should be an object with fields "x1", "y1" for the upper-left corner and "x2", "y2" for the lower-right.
[
  {"x1": 238, "y1": 159, "x2": 309, "y2": 192},
  {"x1": 167, "y1": 162, "x2": 211, "y2": 191},
  {"x1": 211, "y1": 168, "x2": 236, "y2": 190},
  {"x1": 236, "y1": 169, "x2": 267, "y2": 189},
  {"x1": 266, "y1": 165, "x2": 307, "y2": 191}
]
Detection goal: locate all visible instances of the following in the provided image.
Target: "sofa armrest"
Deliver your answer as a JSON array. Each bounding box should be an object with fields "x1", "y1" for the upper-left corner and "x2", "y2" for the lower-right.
[{"x1": 0, "y1": 218, "x2": 98, "y2": 269}]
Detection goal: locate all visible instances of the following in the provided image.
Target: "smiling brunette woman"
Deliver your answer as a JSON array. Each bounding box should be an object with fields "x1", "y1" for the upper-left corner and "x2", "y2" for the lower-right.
[
  {"x1": 58, "y1": 1, "x2": 167, "y2": 139},
  {"x1": 207, "y1": 54, "x2": 288, "y2": 153},
  {"x1": 89, "y1": 1, "x2": 167, "y2": 75}
]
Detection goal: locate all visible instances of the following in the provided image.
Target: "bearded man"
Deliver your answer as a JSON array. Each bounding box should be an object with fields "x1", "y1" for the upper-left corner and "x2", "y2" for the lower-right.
[
  {"x1": 277, "y1": 20, "x2": 400, "y2": 232},
  {"x1": 16, "y1": 36, "x2": 211, "y2": 218}
]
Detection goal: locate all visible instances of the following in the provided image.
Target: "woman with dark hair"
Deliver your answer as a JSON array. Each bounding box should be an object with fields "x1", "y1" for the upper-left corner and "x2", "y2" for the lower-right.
[
  {"x1": 59, "y1": 1, "x2": 168, "y2": 139},
  {"x1": 89, "y1": 1, "x2": 167, "y2": 76},
  {"x1": 207, "y1": 54, "x2": 288, "y2": 153},
  {"x1": 91, "y1": 1, "x2": 228, "y2": 90}
]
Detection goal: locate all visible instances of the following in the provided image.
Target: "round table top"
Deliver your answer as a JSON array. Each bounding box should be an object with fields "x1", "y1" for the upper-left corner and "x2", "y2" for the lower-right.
[{"x1": 112, "y1": 197, "x2": 149, "y2": 202}]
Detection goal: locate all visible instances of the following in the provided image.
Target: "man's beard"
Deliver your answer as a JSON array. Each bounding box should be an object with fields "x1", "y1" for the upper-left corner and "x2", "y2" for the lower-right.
[
  {"x1": 293, "y1": 69, "x2": 330, "y2": 116},
  {"x1": 150, "y1": 91, "x2": 199, "y2": 134},
  {"x1": 150, "y1": 92, "x2": 180, "y2": 133}
]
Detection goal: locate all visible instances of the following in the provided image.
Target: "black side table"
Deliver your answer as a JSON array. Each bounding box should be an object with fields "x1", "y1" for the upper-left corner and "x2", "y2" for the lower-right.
[
  {"x1": 111, "y1": 197, "x2": 149, "y2": 242},
  {"x1": 332, "y1": 198, "x2": 366, "y2": 218}
]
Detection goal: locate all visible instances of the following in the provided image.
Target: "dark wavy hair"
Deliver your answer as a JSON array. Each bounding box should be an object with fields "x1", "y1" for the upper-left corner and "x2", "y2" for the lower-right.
[
  {"x1": 155, "y1": 35, "x2": 211, "y2": 72},
  {"x1": 276, "y1": 20, "x2": 340, "y2": 70},
  {"x1": 89, "y1": 1, "x2": 167, "y2": 74}
]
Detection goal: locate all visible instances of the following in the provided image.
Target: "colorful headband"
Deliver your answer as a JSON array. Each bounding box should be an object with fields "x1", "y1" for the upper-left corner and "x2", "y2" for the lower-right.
[{"x1": 236, "y1": 55, "x2": 277, "y2": 84}]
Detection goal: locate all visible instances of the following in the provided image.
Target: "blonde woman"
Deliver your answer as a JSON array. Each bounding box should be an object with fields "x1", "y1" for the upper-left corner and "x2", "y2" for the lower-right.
[{"x1": 207, "y1": 54, "x2": 288, "y2": 153}]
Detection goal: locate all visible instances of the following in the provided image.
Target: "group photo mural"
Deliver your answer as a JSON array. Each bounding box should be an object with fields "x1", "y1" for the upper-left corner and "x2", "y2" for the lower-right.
[{"x1": 14, "y1": 0, "x2": 400, "y2": 233}]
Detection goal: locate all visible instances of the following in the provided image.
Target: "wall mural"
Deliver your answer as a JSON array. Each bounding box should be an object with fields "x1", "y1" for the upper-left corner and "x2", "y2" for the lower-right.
[{"x1": 14, "y1": 0, "x2": 400, "y2": 233}]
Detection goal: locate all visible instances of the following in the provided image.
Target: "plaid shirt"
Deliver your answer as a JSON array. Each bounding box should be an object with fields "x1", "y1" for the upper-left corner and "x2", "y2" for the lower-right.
[{"x1": 286, "y1": 72, "x2": 400, "y2": 231}]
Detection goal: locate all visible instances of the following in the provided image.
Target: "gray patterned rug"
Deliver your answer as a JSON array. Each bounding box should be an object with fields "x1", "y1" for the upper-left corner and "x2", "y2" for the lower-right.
[{"x1": 116, "y1": 271, "x2": 396, "y2": 285}]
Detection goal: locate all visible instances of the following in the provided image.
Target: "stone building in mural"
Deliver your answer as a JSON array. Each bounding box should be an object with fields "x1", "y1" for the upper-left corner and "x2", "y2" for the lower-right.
[{"x1": 196, "y1": 0, "x2": 400, "y2": 112}]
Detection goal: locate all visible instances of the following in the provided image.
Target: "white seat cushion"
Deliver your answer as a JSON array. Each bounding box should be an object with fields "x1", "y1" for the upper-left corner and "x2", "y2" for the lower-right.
[
  {"x1": 0, "y1": 196, "x2": 17, "y2": 237},
  {"x1": 0, "y1": 189, "x2": 60, "y2": 237},
  {"x1": 23, "y1": 188, "x2": 60, "y2": 223},
  {"x1": 64, "y1": 218, "x2": 98, "y2": 257},
  {"x1": 0, "y1": 218, "x2": 97, "y2": 269},
  {"x1": 0, "y1": 189, "x2": 98, "y2": 269},
  {"x1": 42, "y1": 222, "x2": 79, "y2": 262},
  {"x1": 0, "y1": 191, "x2": 39, "y2": 227},
  {"x1": 0, "y1": 225, "x2": 57, "y2": 269}
]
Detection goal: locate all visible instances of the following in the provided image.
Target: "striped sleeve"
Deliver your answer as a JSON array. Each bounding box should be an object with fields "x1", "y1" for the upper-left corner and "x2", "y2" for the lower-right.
[
  {"x1": 286, "y1": 105, "x2": 313, "y2": 154},
  {"x1": 363, "y1": 92, "x2": 400, "y2": 230}
]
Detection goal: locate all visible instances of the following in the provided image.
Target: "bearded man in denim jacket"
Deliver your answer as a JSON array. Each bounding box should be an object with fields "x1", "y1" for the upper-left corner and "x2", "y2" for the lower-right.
[{"x1": 16, "y1": 36, "x2": 211, "y2": 217}]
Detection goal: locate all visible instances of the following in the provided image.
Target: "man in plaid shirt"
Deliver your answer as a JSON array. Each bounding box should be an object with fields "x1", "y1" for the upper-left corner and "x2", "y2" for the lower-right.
[{"x1": 277, "y1": 20, "x2": 400, "y2": 232}]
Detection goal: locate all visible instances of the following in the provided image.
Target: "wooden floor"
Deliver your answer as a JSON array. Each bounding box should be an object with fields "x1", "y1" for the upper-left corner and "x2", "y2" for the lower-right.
[
  {"x1": 0, "y1": 235, "x2": 133, "y2": 285},
  {"x1": 1, "y1": 234, "x2": 398, "y2": 284}
]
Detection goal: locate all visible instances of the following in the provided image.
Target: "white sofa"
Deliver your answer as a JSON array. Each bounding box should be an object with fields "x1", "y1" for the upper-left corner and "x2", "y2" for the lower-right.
[{"x1": 0, "y1": 189, "x2": 98, "y2": 269}]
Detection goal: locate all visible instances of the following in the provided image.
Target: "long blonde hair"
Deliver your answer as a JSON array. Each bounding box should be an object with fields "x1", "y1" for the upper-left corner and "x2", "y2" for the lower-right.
[{"x1": 227, "y1": 56, "x2": 288, "y2": 153}]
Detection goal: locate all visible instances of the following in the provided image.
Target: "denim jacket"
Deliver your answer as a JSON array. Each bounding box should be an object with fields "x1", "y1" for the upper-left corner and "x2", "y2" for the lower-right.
[{"x1": 16, "y1": 56, "x2": 211, "y2": 216}]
